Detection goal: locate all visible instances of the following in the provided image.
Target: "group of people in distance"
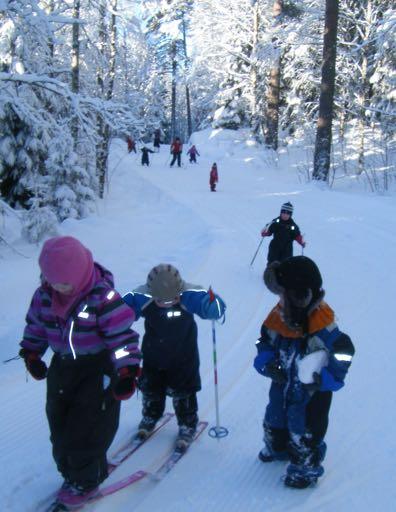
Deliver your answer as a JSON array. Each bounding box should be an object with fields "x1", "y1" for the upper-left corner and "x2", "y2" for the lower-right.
[
  {"x1": 19, "y1": 199, "x2": 354, "y2": 507},
  {"x1": 126, "y1": 133, "x2": 220, "y2": 192}
]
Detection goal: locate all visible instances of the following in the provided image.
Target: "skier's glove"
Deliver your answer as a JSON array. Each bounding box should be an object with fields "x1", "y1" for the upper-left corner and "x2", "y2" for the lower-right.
[
  {"x1": 200, "y1": 292, "x2": 226, "y2": 320},
  {"x1": 302, "y1": 372, "x2": 322, "y2": 393},
  {"x1": 113, "y1": 366, "x2": 141, "y2": 401},
  {"x1": 296, "y1": 234, "x2": 306, "y2": 248},
  {"x1": 265, "y1": 361, "x2": 287, "y2": 384},
  {"x1": 19, "y1": 348, "x2": 48, "y2": 380}
]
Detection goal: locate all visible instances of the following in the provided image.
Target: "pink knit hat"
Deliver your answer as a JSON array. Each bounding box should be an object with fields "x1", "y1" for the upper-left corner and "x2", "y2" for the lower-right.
[{"x1": 39, "y1": 236, "x2": 94, "y2": 291}]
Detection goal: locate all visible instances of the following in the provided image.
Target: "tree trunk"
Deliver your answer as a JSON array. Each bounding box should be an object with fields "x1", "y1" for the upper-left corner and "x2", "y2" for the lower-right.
[
  {"x1": 170, "y1": 41, "x2": 177, "y2": 141},
  {"x1": 71, "y1": 0, "x2": 80, "y2": 145},
  {"x1": 264, "y1": 0, "x2": 283, "y2": 151},
  {"x1": 182, "y1": 14, "x2": 192, "y2": 139},
  {"x1": 97, "y1": 0, "x2": 106, "y2": 198},
  {"x1": 313, "y1": 0, "x2": 339, "y2": 181},
  {"x1": 357, "y1": 0, "x2": 372, "y2": 175},
  {"x1": 250, "y1": 0, "x2": 261, "y2": 136},
  {"x1": 97, "y1": 0, "x2": 117, "y2": 198}
]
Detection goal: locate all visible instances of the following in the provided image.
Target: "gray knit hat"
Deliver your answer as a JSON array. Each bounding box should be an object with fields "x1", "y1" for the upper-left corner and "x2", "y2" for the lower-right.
[
  {"x1": 280, "y1": 202, "x2": 293, "y2": 215},
  {"x1": 146, "y1": 264, "x2": 184, "y2": 302}
]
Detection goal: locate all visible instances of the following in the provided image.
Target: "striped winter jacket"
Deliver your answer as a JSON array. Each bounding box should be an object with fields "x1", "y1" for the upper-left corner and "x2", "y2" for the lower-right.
[{"x1": 20, "y1": 264, "x2": 141, "y2": 371}]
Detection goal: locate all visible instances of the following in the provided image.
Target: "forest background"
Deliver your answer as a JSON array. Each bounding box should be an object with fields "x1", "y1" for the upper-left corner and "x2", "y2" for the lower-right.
[{"x1": 0, "y1": 0, "x2": 395, "y2": 246}]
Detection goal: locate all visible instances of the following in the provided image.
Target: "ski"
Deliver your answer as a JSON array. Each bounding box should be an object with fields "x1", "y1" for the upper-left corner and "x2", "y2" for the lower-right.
[
  {"x1": 43, "y1": 470, "x2": 147, "y2": 511},
  {"x1": 108, "y1": 412, "x2": 175, "y2": 472},
  {"x1": 37, "y1": 412, "x2": 174, "y2": 512},
  {"x1": 151, "y1": 421, "x2": 208, "y2": 481}
]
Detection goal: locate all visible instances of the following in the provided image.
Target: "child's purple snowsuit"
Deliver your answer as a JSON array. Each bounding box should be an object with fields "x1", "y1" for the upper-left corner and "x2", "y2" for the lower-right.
[{"x1": 20, "y1": 263, "x2": 141, "y2": 491}]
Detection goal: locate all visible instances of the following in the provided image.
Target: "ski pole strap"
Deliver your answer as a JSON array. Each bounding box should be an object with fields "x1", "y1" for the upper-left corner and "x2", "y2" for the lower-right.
[{"x1": 216, "y1": 313, "x2": 226, "y2": 325}]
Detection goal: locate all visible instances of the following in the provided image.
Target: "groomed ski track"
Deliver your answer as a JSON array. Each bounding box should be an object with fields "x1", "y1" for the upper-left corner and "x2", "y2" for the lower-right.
[{"x1": 1, "y1": 129, "x2": 395, "y2": 511}]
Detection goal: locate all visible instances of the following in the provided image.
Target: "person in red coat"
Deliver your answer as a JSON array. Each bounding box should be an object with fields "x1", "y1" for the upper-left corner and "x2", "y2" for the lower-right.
[
  {"x1": 127, "y1": 136, "x2": 136, "y2": 153},
  {"x1": 209, "y1": 163, "x2": 218, "y2": 191},
  {"x1": 170, "y1": 137, "x2": 183, "y2": 167}
]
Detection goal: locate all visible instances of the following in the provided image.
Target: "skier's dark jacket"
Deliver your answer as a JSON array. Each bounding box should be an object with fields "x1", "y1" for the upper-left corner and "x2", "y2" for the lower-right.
[
  {"x1": 141, "y1": 147, "x2": 154, "y2": 157},
  {"x1": 254, "y1": 301, "x2": 355, "y2": 435},
  {"x1": 264, "y1": 217, "x2": 302, "y2": 263},
  {"x1": 123, "y1": 284, "x2": 221, "y2": 390}
]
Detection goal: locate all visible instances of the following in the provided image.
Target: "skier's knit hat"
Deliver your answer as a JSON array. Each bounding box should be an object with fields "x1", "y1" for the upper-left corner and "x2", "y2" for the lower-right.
[
  {"x1": 280, "y1": 202, "x2": 293, "y2": 215},
  {"x1": 39, "y1": 236, "x2": 95, "y2": 318},
  {"x1": 39, "y1": 236, "x2": 94, "y2": 289},
  {"x1": 146, "y1": 264, "x2": 184, "y2": 302}
]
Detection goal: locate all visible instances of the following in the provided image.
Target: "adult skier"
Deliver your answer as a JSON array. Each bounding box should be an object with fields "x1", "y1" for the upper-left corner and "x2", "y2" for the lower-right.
[
  {"x1": 153, "y1": 129, "x2": 161, "y2": 152},
  {"x1": 127, "y1": 136, "x2": 136, "y2": 153},
  {"x1": 170, "y1": 137, "x2": 183, "y2": 167}
]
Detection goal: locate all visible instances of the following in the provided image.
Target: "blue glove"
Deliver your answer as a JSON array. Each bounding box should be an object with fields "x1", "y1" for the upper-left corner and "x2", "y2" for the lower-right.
[{"x1": 200, "y1": 292, "x2": 226, "y2": 320}]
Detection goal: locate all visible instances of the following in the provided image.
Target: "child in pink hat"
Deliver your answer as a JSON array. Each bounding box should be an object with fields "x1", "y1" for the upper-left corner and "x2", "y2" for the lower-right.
[{"x1": 20, "y1": 236, "x2": 141, "y2": 509}]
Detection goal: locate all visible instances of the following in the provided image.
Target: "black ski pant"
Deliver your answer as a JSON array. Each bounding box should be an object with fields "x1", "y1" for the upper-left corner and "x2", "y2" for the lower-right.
[
  {"x1": 264, "y1": 391, "x2": 332, "y2": 466},
  {"x1": 46, "y1": 352, "x2": 120, "y2": 490},
  {"x1": 267, "y1": 241, "x2": 293, "y2": 264},
  {"x1": 142, "y1": 155, "x2": 149, "y2": 166},
  {"x1": 138, "y1": 364, "x2": 199, "y2": 429},
  {"x1": 170, "y1": 152, "x2": 182, "y2": 167}
]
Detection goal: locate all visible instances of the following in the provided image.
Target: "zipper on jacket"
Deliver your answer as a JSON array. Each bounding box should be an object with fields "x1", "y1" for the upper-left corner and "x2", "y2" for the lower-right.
[{"x1": 68, "y1": 320, "x2": 77, "y2": 359}]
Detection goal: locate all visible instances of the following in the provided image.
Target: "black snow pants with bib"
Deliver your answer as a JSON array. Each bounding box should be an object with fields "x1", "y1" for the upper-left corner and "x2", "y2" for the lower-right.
[{"x1": 46, "y1": 352, "x2": 120, "y2": 490}]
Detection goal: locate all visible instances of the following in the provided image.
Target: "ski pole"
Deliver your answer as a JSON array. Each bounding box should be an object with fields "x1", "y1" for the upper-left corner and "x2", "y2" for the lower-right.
[
  {"x1": 301, "y1": 233, "x2": 306, "y2": 255},
  {"x1": 3, "y1": 354, "x2": 21, "y2": 364},
  {"x1": 250, "y1": 237, "x2": 264, "y2": 267},
  {"x1": 208, "y1": 288, "x2": 229, "y2": 439}
]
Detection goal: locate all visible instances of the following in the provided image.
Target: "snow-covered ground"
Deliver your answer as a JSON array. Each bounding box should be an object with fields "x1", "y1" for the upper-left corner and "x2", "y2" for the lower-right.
[{"x1": 1, "y1": 128, "x2": 395, "y2": 511}]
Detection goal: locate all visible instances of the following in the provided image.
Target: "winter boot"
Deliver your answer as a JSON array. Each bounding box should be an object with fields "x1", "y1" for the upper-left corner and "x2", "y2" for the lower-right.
[
  {"x1": 175, "y1": 425, "x2": 196, "y2": 452},
  {"x1": 258, "y1": 446, "x2": 288, "y2": 463},
  {"x1": 135, "y1": 416, "x2": 157, "y2": 441},
  {"x1": 284, "y1": 474, "x2": 317, "y2": 489},
  {"x1": 57, "y1": 484, "x2": 99, "y2": 509},
  {"x1": 284, "y1": 461, "x2": 323, "y2": 489}
]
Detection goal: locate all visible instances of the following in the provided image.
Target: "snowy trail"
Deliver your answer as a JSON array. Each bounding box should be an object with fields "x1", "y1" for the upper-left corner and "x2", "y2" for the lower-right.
[{"x1": 1, "y1": 130, "x2": 395, "y2": 511}]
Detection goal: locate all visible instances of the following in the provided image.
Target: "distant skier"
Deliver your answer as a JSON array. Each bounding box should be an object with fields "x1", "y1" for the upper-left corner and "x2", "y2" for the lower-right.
[
  {"x1": 261, "y1": 202, "x2": 305, "y2": 264},
  {"x1": 254, "y1": 256, "x2": 355, "y2": 488},
  {"x1": 127, "y1": 136, "x2": 136, "y2": 154},
  {"x1": 141, "y1": 146, "x2": 154, "y2": 166},
  {"x1": 209, "y1": 163, "x2": 218, "y2": 192},
  {"x1": 170, "y1": 137, "x2": 183, "y2": 167},
  {"x1": 153, "y1": 129, "x2": 161, "y2": 152},
  {"x1": 123, "y1": 264, "x2": 226, "y2": 451},
  {"x1": 19, "y1": 236, "x2": 141, "y2": 509},
  {"x1": 187, "y1": 145, "x2": 200, "y2": 163}
]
